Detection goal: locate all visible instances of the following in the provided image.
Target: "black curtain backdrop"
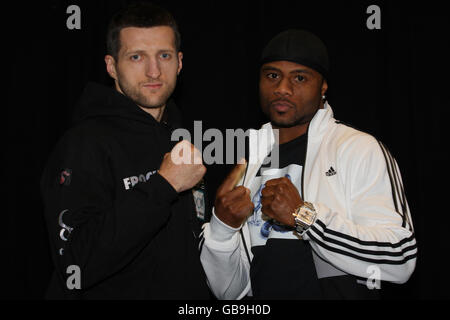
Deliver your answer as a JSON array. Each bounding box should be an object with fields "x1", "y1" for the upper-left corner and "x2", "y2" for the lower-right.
[{"x1": 4, "y1": 0, "x2": 449, "y2": 299}]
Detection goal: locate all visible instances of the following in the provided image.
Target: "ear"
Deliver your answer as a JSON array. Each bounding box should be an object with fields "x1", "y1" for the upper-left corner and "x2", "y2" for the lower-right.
[
  {"x1": 321, "y1": 79, "x2": 328, "y2": 96},
  {"x1": 177, "y1": 51, "x2": 183, "y2": 75},
  {"x1": 105, "y1": 55, "x2": 118, "y2": 80}
]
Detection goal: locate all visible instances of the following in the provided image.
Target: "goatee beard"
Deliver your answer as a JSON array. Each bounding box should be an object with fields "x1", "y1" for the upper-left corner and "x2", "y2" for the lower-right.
[{"x1": 270, "y1": 116, "x2": 309, "y2": 128}]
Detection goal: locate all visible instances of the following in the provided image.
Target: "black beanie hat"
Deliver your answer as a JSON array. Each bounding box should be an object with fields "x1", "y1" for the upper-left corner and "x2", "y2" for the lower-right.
[{"x1": 260, "y1": 29, "x2": 329, "y2": 79}]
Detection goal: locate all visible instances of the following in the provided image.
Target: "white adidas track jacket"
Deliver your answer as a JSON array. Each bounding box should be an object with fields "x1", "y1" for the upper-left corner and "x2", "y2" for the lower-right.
[{"x1": 199, "y1": 103, "x2": 417, "y2": 300}]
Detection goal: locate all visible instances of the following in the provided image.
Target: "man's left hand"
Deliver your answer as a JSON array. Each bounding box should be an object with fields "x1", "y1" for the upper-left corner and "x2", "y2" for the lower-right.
[{"x1": 261, "y1": 177, "x2": 303, "y2": 227}]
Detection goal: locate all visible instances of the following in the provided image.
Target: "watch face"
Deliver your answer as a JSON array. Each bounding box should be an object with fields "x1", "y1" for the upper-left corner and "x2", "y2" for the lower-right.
[{"x1": 300, "y1": 208, "x2": 315, "y2": 225}]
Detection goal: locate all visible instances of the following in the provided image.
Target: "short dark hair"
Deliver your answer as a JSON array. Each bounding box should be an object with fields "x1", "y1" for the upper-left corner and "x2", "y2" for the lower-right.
[{"x1": 106, "y1": 2, "x2": 181, "y2": 60}]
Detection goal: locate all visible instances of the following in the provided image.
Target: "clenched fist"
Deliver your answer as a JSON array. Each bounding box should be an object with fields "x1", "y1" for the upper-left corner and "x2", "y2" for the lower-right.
[
  {"x1": 158, "y1": 140, "x2": 206, "y2": 193},
  {"x1": 261, "y1": 177, "x2": 303, "y2": 227},
  {"x1": 215, "y1": 160, "x2": 254, "y2": 228}
]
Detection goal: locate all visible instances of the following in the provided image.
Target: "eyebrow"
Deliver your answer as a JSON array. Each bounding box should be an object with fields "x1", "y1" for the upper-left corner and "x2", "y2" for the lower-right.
[
  {"x1": 124, "y1": 48, "x2": 176, "y2": 55},
  {"x1": 261, "y1": 66, "x2": 313, "y2": 75}
]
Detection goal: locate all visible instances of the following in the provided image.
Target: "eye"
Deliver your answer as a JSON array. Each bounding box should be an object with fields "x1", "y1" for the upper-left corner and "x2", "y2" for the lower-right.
[
  {"x1": 295, "y1": 75, "x2": 305, "y2": 82},
  {"x1": 160, "y1": 52, "x2": 171, "y2": 59},
  {"x1": 266, "y1": 72, "x2": 279, "y2": 80},
  {"x1": 130, "y1": 54, "x2": 141, "y2": 61}
]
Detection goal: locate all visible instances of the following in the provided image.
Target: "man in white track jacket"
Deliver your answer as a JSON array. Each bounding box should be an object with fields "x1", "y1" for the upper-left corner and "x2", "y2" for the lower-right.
[{"x1": 199, "y1": 30, "x2": 417, "y2": 300}]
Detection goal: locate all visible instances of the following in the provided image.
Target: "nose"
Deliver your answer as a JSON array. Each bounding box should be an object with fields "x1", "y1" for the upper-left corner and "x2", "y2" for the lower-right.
[
  {"x1": 274, "y1": 77, "x2": 293, "y2": 97},
  {"x1": 145, "y1": 57, "x2": 161, "y2": 79}
]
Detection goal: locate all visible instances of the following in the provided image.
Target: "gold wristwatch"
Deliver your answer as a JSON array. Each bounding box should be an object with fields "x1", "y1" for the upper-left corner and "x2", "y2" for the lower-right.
[{"x1": 292, "y1": 202, "x2": 317, "y2": 235}]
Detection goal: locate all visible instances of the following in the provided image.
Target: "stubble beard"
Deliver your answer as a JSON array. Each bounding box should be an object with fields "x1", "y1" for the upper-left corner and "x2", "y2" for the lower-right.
[
  {"x1": 262, "y1": 96, "x2": 323, "y2": 129},
  {"x1": 117, "y1": 76, "x2": 175, "y2": 110},
  {"x1": 269, "y1": 111, "x2": 310, "y2": 128}
]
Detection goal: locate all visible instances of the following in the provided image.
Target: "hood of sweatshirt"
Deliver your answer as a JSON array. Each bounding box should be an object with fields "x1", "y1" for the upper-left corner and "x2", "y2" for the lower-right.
[{"x1": 71, "y1": 82, "x2": 183, "y2": 129}]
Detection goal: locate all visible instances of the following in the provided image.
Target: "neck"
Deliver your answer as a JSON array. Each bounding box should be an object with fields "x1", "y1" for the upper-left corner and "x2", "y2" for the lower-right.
[
  {"x1": 114, "y1": 81, "x2": 166, "y2": 122},
  {"x1": 276, "y1": 124, "x2": 308, "y2": 145},
  {"x1": 139, "y1": 104, "x2": 166, "y2": 122},
  {"x1": 275, "y1": 101, "x2": 325, "y2": 144}
]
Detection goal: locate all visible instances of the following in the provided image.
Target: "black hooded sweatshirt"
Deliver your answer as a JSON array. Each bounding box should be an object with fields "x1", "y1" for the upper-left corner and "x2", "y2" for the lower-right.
[{"x1": 40, "y1": 82, "x2": 210, "y2": 299}]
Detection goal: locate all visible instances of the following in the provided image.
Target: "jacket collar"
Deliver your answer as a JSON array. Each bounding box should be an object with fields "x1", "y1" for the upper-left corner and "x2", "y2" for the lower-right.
[
  {"x1": 308, "y1": 101, "x2": 334, "y2": 140},
  {"x1": 244, "y1": 102, "x2": 334, "y2": 186}
]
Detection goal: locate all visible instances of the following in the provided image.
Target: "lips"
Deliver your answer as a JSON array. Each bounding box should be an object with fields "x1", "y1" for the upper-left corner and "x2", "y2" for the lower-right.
[
  {"x1": 271, "y1": 101, "x2": 294, "y2": 113},
  {"x1": 143, "y1": 83, "x2": 163, "y2": 89}
]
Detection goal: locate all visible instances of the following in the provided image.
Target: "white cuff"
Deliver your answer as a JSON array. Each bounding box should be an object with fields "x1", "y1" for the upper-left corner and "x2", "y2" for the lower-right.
[{"x1": 209, "y1": 208, "x2": 242, "y2": 242}]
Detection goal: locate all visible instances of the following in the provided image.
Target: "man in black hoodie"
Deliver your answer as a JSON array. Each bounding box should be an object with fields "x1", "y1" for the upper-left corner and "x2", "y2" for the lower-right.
[{"x1": 40, "y1": 3, "x2": 210, "y2": 299}]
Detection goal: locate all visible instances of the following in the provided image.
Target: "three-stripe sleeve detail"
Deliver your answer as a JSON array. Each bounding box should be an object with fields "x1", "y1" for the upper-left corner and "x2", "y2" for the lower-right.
[
  {"x1": 378, "y1": 141, "x2": 412, "y2": 231},
  {"x1": 306, "y1": 219, "x2": 417, "y2": 265}
]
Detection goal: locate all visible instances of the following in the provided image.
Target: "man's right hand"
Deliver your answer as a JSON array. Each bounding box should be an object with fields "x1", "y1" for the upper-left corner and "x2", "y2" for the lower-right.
[
  {"x1": 158, "y1": 140, "x2": 206, "y2": 193},
  {"x1": 215, "y1": 161, "x2": 254, "y2": 228}
]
